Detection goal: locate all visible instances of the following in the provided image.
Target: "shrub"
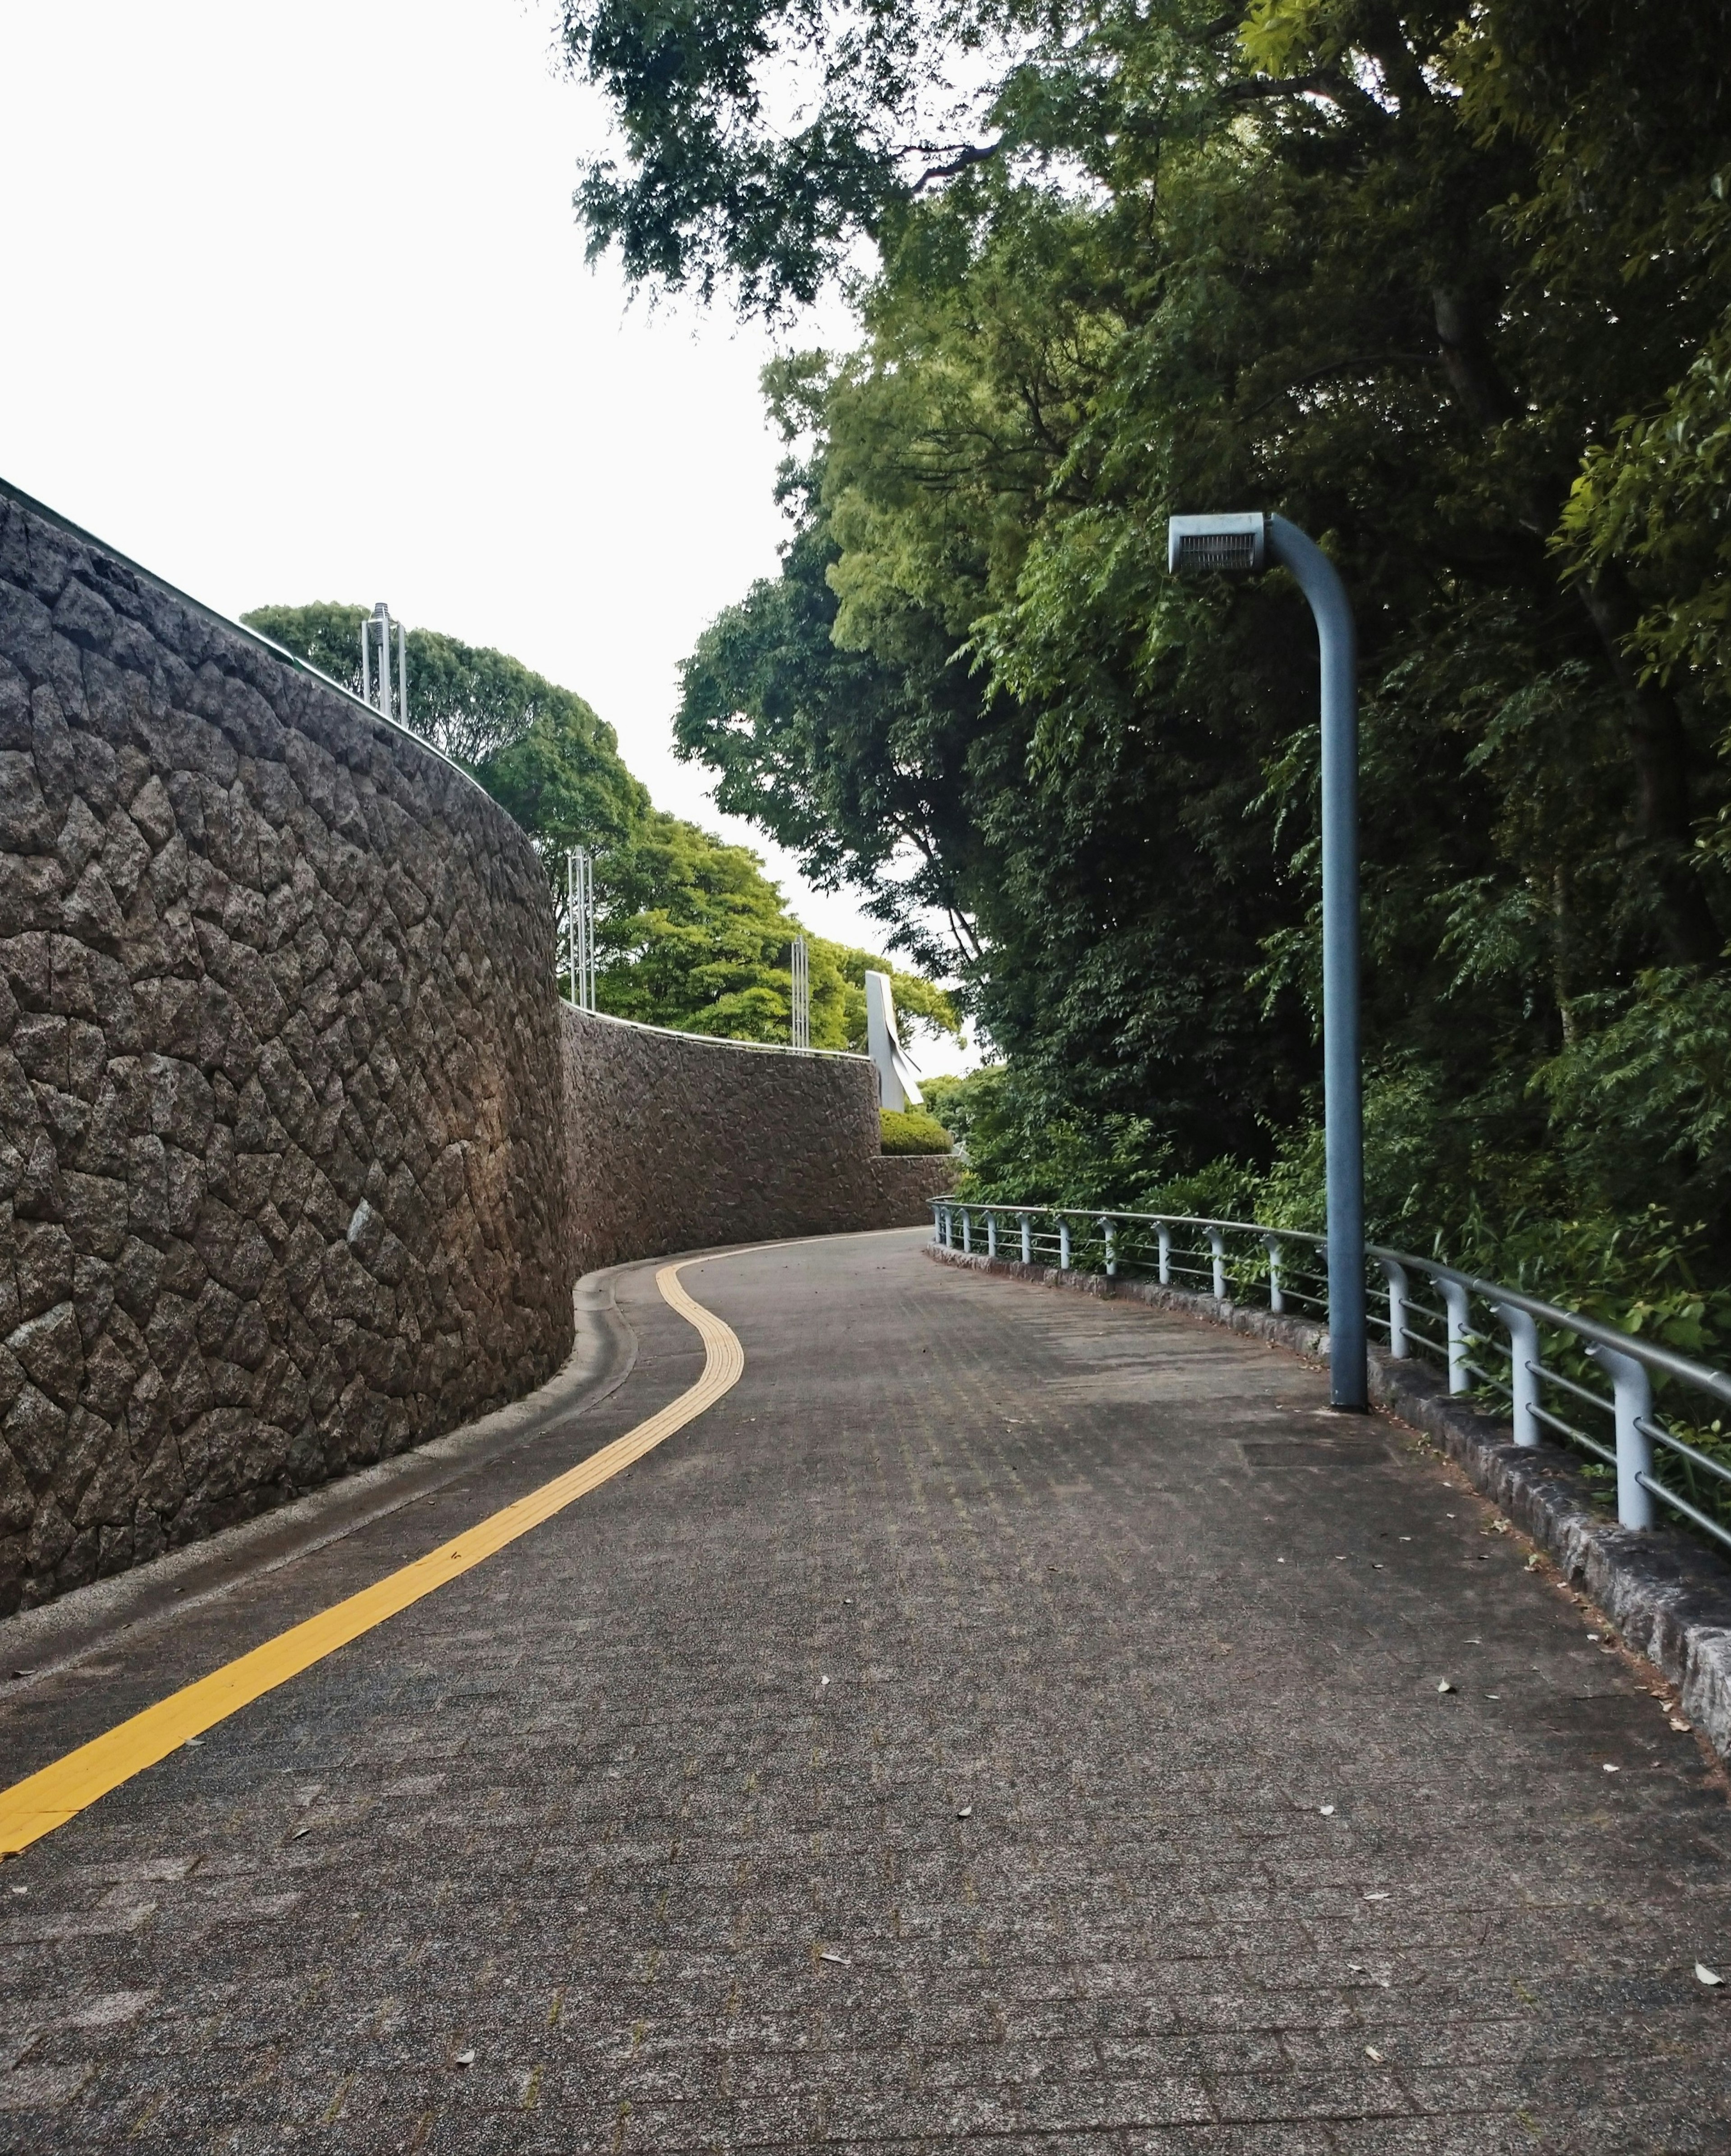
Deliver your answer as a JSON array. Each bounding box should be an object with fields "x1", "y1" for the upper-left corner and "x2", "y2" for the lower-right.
[{"x1": 880, "y1": 1108, "x2": 954, "y2": 1155}]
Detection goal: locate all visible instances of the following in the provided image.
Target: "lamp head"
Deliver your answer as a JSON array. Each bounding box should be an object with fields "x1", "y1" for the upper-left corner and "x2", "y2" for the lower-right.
[{"x1": 1167, "y1": 512, "x2": 1267, "y2": 577}]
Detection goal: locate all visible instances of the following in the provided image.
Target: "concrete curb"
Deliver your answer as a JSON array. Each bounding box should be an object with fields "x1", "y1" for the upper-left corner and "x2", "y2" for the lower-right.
[
  {"x1": 928, "y1": 1241, "x2": 1731, "y2": 1762},
  {"x1": 0, "y1": 1270, "x2": 639, "y2": 1688}
]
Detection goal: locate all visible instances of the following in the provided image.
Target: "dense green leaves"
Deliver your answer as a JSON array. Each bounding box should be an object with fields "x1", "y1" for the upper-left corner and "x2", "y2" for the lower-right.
[
  {"x1": 601, "y1": 0, "x2": 1731, "y2": 1320},
  {"x1": 594, "y1": 807, "x2": 960, "y2": 1047},
  {"x1": 241, "y1": 603, "x2": 647, "y2": 852}
]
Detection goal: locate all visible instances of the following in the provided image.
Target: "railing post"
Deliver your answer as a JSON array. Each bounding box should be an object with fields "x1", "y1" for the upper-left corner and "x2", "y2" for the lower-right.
[
  {"x1": 961, "y1": 1208, "x2": 972, "y2": 1255},
  {"x1": 1158, "y1": 1226, "x2": 1171, "y2": 1285},
  {"x1": 1379, "y1": 1258, "x2": 1409, "y2": 1358},
  {"x1": 1587, "y1": 1344, "x2": 1656, "y2": 1530},
  {"x1": 1209, "y1": 1229, "x2": 1227, "y2": 1302},
  {"x1": 1101, "y1": 1217, "x2": 1117, "y2": 1278},
  {"x1": 1264, "y1": 1234, "x2": 1284, "y2": 1315},
  {"x1": 1439, "y1": 1278, "x2": 1471, "y2": 1395},
  {"x1": 1058, "y1": 1217, "x2": 1071, "y2": 1270},
  {"x1": 1492, "y1": 1302, "x2": 1541, "y2": 1448},
  {"x1": 985, "y1": 1211, "x2": 997, "y2": 1259},
  {"x1": 1019, "y1": 1212, "x2": 1031, "y2": 1263}
]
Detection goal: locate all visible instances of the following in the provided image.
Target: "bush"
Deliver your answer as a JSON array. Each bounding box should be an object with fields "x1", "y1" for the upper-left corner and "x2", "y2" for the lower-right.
[{"x1": 880, "y1": 1108, "x2": 954, "y2": 1155}]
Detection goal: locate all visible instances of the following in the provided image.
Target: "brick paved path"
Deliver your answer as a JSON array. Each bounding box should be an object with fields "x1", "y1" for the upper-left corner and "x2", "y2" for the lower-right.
[{"x1": 1, "y1": 1227, "x2": 1728, "y2": 2153}]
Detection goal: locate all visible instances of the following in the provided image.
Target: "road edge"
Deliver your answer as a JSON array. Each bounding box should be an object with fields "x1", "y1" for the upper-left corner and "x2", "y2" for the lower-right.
[{"x1": 927, "y1": 1240, "x2": 1731, "y2": 1763}]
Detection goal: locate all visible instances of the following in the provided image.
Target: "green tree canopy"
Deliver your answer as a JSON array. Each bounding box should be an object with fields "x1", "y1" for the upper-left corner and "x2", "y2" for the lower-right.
[
  {"x1": 241, "y1": 603, "x2": 647, "y2": 852},
  {"x1": 598, "y1": 0, "x2": 1731, "y2": 1320},
  {"x1": 244, "y1": 600, "x2": 962, "y2": 1054}
]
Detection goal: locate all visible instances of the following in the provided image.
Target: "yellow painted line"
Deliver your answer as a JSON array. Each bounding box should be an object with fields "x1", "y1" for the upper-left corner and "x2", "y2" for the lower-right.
[{"x1": 0, "y1": 1260, "x2": 743, "y2": 1857}]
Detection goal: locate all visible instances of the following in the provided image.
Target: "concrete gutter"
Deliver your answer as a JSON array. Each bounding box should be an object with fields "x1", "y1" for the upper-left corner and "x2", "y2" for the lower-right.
[{"x1": 929, "y1": 1241, "x2": 1731, "y2": 1764}]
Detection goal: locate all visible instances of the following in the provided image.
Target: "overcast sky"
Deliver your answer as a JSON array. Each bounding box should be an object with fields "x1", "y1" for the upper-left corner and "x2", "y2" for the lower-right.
[{"x1": 0, "y1": 0, "x2": 978, "y2": 1069}]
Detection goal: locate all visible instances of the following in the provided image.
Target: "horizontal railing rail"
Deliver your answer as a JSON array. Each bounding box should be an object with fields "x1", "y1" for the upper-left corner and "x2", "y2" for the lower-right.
[{"x1": 931, "y1": 1199, "x2": 1731, "y2": 1559}]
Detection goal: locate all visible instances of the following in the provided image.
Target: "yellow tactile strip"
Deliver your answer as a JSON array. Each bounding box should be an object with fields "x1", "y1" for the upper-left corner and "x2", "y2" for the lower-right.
[{"x1": 0, "y1": 1261, "x2": 742, "y2": 1858}]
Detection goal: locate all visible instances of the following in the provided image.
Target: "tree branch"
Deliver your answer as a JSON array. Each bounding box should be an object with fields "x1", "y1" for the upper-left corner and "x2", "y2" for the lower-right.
[
  {"x1": 1240, "y1": 351, "x2": 1435, "y2": 419},
  {"x1": 906, "y1": 140, "x2": 1001, "y2": 192}
]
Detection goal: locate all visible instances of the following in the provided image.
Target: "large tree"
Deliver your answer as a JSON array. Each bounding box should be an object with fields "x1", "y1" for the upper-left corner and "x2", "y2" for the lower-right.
[{"x1": 567, "y1": 0, "x2": 1731, "y2": 1299}]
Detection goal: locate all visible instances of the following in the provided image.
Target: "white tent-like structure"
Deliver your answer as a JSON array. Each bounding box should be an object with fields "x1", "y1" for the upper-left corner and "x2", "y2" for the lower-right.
[{"x1": 864, "y1": 970, "x2": 924, "y2": 1113}]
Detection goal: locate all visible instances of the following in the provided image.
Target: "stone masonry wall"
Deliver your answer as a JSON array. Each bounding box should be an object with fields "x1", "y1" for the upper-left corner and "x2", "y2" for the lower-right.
[
  {"x1": 0, "y1": 485, "x2": 574, "y2": 1615},
  {"x1": 0, "y1": 482, "x2": 956, "y2": 1618},
  {"x1": 560, "y1": 1007, "x2": 955, "y2": 1273}
]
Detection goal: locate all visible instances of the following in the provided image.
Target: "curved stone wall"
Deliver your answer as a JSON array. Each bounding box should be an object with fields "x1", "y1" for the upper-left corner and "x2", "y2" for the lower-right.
[
  {"x1": 559, "y1": 1007, "x2": 955, "y2": 1271},
  {"x1": 0, "y1": 482, "x2": 953, "y2": 1617},
  {"x1": 0, "y1": 485, "x2": 573, "y2": 1612}
]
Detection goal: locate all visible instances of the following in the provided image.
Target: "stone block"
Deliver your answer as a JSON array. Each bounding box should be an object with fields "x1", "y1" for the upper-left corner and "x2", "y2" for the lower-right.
[{"x1": 0, "y1": 750, "x2": 55, "y2": 851}]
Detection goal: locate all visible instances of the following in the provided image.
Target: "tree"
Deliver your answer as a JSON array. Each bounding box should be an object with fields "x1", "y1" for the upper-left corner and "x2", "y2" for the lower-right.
[
  {"x1": 596, "y1": 809, "x2": 961, "y2": 1050},
  {"x1": 241, "y1": 604, "x2": 647, "y2": 853},
  {"x1": 591, "y1": 0, "x2": 1731, "y2": 1306}
]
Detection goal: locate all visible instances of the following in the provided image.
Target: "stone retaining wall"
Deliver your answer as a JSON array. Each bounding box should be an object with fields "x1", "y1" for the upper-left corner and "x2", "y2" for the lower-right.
[
  {"x1": 0, "y1": 482, "x2": 954, "y2": 1613},
  {"x1": 561, "y1": 1007, "x2": 954, "y2": 1272},
  {"x1": 0, "y1": 486, "x2": 575, "y2": 1612}
]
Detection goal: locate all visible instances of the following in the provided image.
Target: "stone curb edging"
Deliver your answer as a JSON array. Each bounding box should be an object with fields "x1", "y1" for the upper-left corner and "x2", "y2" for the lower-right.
[
  {"x1": 0, "y1": 1272, "x2": 638, "y2": 1689},
  {"x1": 927, "y1": 1240, "x2": 1731, "y2": 1764}
]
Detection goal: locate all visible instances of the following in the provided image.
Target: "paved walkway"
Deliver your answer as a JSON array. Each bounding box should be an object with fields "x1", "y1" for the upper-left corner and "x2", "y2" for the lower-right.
[{"x1": 0, "y1": 1228, "x2": 1727, "y2": 2153}]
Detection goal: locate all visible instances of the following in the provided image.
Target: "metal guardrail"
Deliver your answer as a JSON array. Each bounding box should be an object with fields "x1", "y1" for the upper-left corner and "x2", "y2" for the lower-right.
[{"x1": 931, "y1": 1200, "x2": 1731, "y2": 1558}]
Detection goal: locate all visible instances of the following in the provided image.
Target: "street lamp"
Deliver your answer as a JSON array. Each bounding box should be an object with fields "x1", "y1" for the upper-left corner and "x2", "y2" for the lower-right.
[{"x1": 1167, "y1": 512, "x2": 1366, "y2": 1411}]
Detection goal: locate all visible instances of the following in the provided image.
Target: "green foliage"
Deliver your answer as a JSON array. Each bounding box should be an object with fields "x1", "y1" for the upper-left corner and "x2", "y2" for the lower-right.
[
  {"x1": 244, "y1": 603, "x2": 960, "y2": 1050},
  {"x1": 595, "y1": 809, "x2": 962, "y2": 1045},
  {"x1": 632, "y1": 0, "x2": 1731, "y2": 1348},
  {"x1": 879, "y1": 1107, "x2": 953, "y2": 1154},
  {"x1": 240, "y1": 603, "x2": 646, "y2": 853}
]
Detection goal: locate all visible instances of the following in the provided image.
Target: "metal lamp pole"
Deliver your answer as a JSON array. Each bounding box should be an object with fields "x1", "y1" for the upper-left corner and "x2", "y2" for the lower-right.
[{"x1": 1167, "y1": 511, "x2": 1365, "y2": 1410}]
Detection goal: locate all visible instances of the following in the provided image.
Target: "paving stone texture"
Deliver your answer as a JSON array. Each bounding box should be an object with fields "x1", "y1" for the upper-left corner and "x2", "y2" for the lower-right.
[{"x1": 0, "y1": 1227, "x2": 1727, "y2": 2152}]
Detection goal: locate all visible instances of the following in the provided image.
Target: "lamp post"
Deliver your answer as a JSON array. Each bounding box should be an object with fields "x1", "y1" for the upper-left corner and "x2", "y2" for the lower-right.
[{"x1": 1167, "y1": 512, "x2": 1366, "y2": 1410}]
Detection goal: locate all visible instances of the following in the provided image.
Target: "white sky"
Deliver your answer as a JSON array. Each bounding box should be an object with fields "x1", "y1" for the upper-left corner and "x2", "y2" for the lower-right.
[{"x1": 0, "y1": 0, "x2": 978, "y2": 1069}]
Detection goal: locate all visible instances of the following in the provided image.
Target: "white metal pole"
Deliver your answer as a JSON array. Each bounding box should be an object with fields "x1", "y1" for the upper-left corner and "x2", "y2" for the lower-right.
[
  {"x1": 396, "y1": 621, "x2": 408, "y2": 729},
  {"x1": 566, "y1": 850, "x2": 576, "y2": 1006}
]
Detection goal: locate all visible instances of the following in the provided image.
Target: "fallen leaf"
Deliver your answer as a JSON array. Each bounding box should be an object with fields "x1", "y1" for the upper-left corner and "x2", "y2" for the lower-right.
[
  {"x1": 1436, "y1": 1680, "x2": 1455, "y2": 1694},
  {"x1": 291, "y1": 1827, "x2": 311, "y2": 1841},
  {"x1": 183, "y1": 1738, "x2": 204, "y2": 1749},
  {"x1": 1492, "y1": 1518, "x2": 1511, "y2": 1535},
  {"x1": 1372, "y1": 1563, "x2": 1385, "y2": 1571},
  {"x1": 1697, "y1": 1964, "x2": 1724, "y2": 1987},
  {"x1": 1525, "y1": 1554, "x2": 1542, "y2": 1570},
  {"x1": 819, "y1": 1949, "x2": 851, "y2": 1966},
  {"x1": 1602, "y1": 1763, "x2": 1620, "y2": 1774},
  {"x1": 1485, "y1": 1693, "x2": 1501, "y2": 1700},
  {"x1": 1365, "y1": 2046, "x2": 1384, "y2": 2062},
  {"x1": 453, "y1": 2050, "x2": 476, "y2": 2067},
  {"x1": 1364, "y1": 1891, "x2": 1390, "y2": 1902},
  {"x1": 1671, "y1": 1717, "x2": 1693, "y2": 1733},
  {"x1": 1319, "y1": 1804, "x2": 1336, "y2": 1817},
  {"x1": 955, "y1": 1805, "x2": 972, "y2": 1819}
]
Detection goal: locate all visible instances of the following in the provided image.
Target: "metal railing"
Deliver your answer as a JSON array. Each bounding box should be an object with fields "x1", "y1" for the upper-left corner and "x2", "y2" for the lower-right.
[{"x1": 931, "y1": 1200, "x2": 1731, "y2": 1556}]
